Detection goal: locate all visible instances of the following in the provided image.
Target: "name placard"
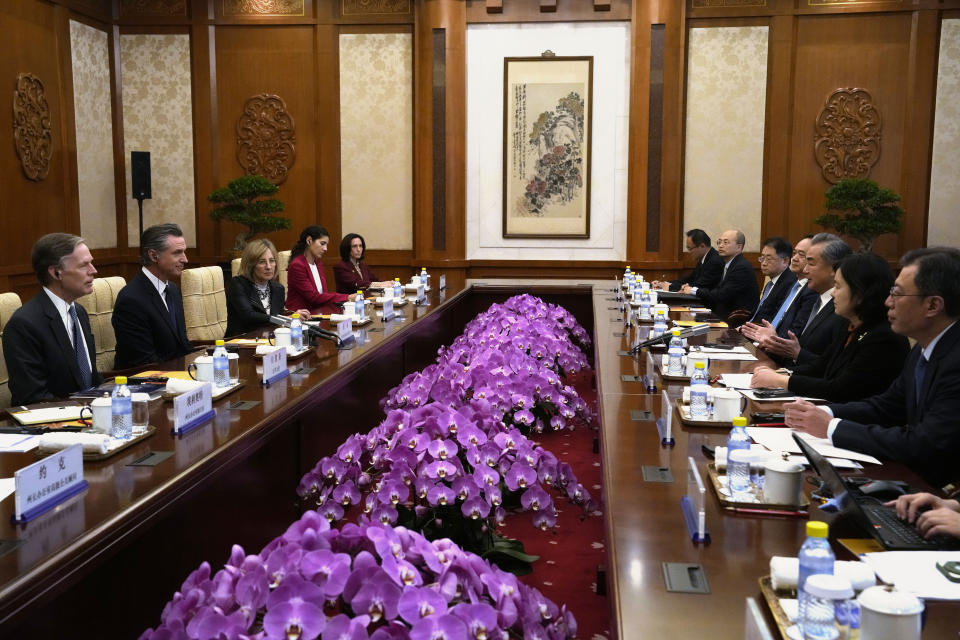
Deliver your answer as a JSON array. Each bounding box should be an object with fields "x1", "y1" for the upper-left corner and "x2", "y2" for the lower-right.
[
  {"x1": 439, "y1": 274, "x2": 446, "y2": 290},
  {"x1": 13, "y1": 443, "x2": 87, "y2": 524},
  {"x1": 173, "y1": 382, "x2": 214, "y2": 434},
  {"x1": 261, "y1": 346, "x2": 288, "y2": 385},
  {"x1": 382, "y1": 296, "x2": 395, "y2": 321},
  {"x1": 417, "y1": 284, "x2": 425, "y2": 302},
  {"x1": 336, "y1": 318, "x2": 353, "y2": 342}
]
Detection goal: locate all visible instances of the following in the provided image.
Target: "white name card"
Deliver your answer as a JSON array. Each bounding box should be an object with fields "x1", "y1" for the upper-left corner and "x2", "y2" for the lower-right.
[
  {"x1": 439, "y1": 274, "x2": 446, "y2": 290},
  {"x1": 661, "y1": 390, "x2": 673, "y2": 441},
  {"x1": 262, "y1": 346, "x2": 287, "y2": 383},
  {"x1": 382, "y1": 296, "x2": 395, "y2": 321},
  {"x1": 337, "y1": 318, "x2": 353, "y2": 342},
  {"x1": 15, "y1": 443, "x2": 85, "y2": 522},
  {"x1": 417, "y1": 284, "x2": 425, "y2": 301},
  {"x1": 173, "y1": 382, "x2": 213, "y2": 433}
]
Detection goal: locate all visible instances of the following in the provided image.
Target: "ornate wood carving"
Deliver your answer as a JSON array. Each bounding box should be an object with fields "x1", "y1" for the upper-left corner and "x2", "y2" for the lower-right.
[
  {"x1": 119, "y1": 0, "x2": 187, "y2": 16},
  {"x1": 814, "y1": 88, "x2": 882, "y2": 184},
  {"x1": 13, "y1": 73, "x2": 52, "y2": 182},
  {"x1": 341, "y1": 0, "x2": 411, "y2": 15},
  {"x1": 692, "y1": 0, "x2": 766, "y2": 7},
  {"x1": 222, "y1": 0, "x2": 304, "y2": 15},
  {"x1": 236, "y1": 94, "x2": 296, "y2": 185}
]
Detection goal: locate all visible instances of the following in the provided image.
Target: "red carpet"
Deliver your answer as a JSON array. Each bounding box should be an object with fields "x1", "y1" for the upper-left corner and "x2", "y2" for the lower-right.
[{"x1": 499, "y1": 370, "x2": 610, "y2": 639}]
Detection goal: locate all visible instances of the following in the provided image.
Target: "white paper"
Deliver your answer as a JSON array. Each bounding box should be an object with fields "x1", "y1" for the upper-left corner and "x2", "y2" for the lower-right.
[
  {"x1": 0, "y1": 433, "x2": 41, "y2": 452},
  {"x1": 745, "y1": 428, "x2": 881, "y2": 465},
  {"x1": 694, "y1": 346, "x2": 751, "y2": 354},
  {"x1": 739, "y1": 389, "x2": 822, "y2": 402},
  {"x1": 719, "y1": 373, "x2": 754, "y2": 389},
  {"x1": 698, "y1": 352, "x2": 758, "y2": 362},
  {"x1": 862, "y1": 551, "x2": 960, "y2": 600},
  {"x1": 0, "y1": 477, "x2": 15, "y2": 502},
  {"x1": 10, "y1": 406, "x2": 85, "y2": 425}
]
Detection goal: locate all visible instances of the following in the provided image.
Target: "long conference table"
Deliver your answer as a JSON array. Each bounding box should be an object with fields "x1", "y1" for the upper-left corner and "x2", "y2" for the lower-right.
[{"x1": 0, "y1": 279, "x2": 956, "y2": 639}]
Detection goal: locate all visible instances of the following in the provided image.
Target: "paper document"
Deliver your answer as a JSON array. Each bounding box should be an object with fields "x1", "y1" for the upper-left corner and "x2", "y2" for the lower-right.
[
  {"x1": 862, "y1": 551, "x2": 960, "y2": 600},
  {"x1": 694, "y1": 346, "x2": 751, "y2": 354},
  {"x1": 0, "y1": 477, "x2": 14, "y2": 502},
  {"x1": 719, "y1": 373, "x2": 754, "y2": 389},
  {"x1": 10, "y1": 406, "x2": 85, "y2": 426},
  {"x1": 698, "y1": 351, "x2": 758, "y2": 362},
  {"x1": 739, "y1": 389, "x2": 820, "y2": 402},
  {"x1": 745, "y1": 428, "x2": 881, "y2": 465},
  {"x1": 0, "y1": 433, "x2": 41, "y2": 453}
]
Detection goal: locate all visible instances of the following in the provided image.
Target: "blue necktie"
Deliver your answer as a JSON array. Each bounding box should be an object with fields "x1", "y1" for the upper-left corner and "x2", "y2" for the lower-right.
[
  {"x1": 914, "y1": 354, "x2": 927, "y2": 410},
  {"x1": 70, "y1": 305, "x2": 92, "y2": 388},
  {"x1": 770, "y1": 281, "x2": 802, "y2": 330}
]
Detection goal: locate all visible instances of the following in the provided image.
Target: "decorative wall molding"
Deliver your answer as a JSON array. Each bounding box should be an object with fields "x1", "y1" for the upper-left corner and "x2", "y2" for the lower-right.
[
  {"x1": 341, "y1": 0, "x2": 411, "y2": 16},
  {"x1": 236, "y1": 93, "x2": 296, "y2": 184},
  {"x1": 13, "y1": 73, "x2": 52, "y2": 182},
  {"x1": 814, "y1": 87, "x2": 881, "y2": 184},
  {"x1": 119, "y1": 0, "x2": 187, "y2": 16},
  {"x1": 223, "y1": 0, "x2": 305, "y2": 15},
  {"x1": 809, "y1": 0, "x2": 899, "y2": 5},
  {"x1": 692, "y1": 0, "x2": 766, "y2": 7}
]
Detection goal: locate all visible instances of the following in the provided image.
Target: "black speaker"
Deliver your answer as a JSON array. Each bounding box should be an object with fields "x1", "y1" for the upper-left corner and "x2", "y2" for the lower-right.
[{"x1": 131, "y1": 151, "x2": 152, "y2": 200}]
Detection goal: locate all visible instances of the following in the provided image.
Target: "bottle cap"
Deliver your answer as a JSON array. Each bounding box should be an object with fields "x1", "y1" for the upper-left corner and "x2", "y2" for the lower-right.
[
  {"x1": 215, "y1": 339, "x2": 225, "y2": 346},
  {"x1": 732, "y1": 416, "x2": 747, "y2": 427},
  {"x1": 694, "y1": 361, "x2": 706, "y2": 369},
  {"x1": 672, "y1": 329, "x2": 681, "y2": 336},
  {"x1": 115, "y1": 376, "x2": 127, "y2": 385},
  {"x1": 806, "y1": 520, "x2": 829, "y2": 538},
  {"x1": 291, "y1": 313, "x2": 300, "y2": 319},
  {"x1": 395, "y1": 277, "x2": 400, "y2": 281},
  {"x1": 804, "y1": 574, "x2": 854, "y2": 600},
  {"x1": 357, "y1": 290, "x2": 362, "y2": 295}
]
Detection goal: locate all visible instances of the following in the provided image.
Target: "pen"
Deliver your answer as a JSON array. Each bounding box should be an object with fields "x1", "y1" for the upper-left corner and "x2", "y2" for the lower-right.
[{"x1": 729, "y1": 506, "x2": 808, "y2": 517}]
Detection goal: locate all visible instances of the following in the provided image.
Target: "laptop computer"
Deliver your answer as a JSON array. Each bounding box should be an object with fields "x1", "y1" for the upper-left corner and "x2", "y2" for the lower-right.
[{"x1": 792, "y1": 432, "x2": 958, "y2": 550}]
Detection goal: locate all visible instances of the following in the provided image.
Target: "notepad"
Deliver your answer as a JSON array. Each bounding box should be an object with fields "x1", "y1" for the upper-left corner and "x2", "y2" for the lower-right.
[{"x1": 10, "y1": 406, "x2": 85, "y2": 426}]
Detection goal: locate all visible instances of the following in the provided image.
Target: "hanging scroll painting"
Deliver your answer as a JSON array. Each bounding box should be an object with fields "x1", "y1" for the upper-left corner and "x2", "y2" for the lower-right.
[{"x1": 502, "y1": 55, "x2": 593, "y2": 238}]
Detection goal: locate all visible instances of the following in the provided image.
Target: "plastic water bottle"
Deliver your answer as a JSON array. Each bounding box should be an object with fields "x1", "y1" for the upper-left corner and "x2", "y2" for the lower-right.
[
  {"x1": 355, "y1": 290, "x2": 365, "y2": 319},
  {"x1": 624, "y1": 265, "x2": 631, "y2": 280},
  {"x1": 213, "y1": 339, "x2": 230, "y2": 388},
  {"x1": 800, "y1": 574, "x2": 852, "y2": 640},
  {"x1": 689, "y1": 361, "x2": 709, "y2": 418},
  {"x1": 420, "y1": 266, "x2": 428, "y2": 286},
  {"x1": 798, "y1": 521, "x2": 836, "y2": 637},
  {"x1": 393, "y1": 277, "x2": 402, "y2": 300},
  {"x1": 652, "y1": 308, "x2": 668, "y2": 338},
  {"x1": 726, "y1": 416, "x2": 751, "y2": 495},
  {"x1": 111, "y1": 376, "x2": 132, "y2": 439},
  {"x1": 290, "y1": 313, "x2": 304, "y2": 351},
  {"x1": 639, "y1": 288, "x2": 652, "y2": 320},
  {"x1": 667, "y1": 329, "x2": 684, "y2": 375}
]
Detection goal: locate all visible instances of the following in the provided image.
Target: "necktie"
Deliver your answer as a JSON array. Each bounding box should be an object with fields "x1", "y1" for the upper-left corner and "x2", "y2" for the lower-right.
[
  {"x1": 914, "y1": 354, "x2": 928, "y2": 410},
  {"x1": 749, "y1": 280, "x2": 775, "y2": 322},
  {"x1": 722, "y1": 262, "x2": 730, "y2": 282},
  {"x1": 770, "y1": 281, "x2": 803, "y2": 330},
  {"x1": 802, "y1": 298, "x2": 822, "y2": 335},
  {"x1": 163, "y1": 286, "x2": 176, "y2": 326},
  {"x1": 69, "y1": 305, "x2": 92, "y2": 388}
]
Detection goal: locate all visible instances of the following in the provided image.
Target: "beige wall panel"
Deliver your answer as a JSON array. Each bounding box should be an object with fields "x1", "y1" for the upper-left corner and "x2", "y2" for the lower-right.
[
  {"x1": 120, "y1": 34, "x2": 195, "y2": 246},
  {"x1": 71, "y1": 20, "x2": 117, "y2": 250},
  {"x1": 683, "y1": 26, "x2": 768, "y2": 252},
  {"x1": 339, "y1": 33, "x2": 413, "y2": 251},
  {"x1": 928, "y1": 19, "x2": 960, "y2": 248}
]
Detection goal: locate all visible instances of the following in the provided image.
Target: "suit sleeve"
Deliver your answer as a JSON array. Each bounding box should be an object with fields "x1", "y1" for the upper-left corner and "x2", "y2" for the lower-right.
[
  {"x1": 112, "y1": 290, "x2": 161, "y2": 367},
  {"x1": 226, "y1": 277, "x2": 268, "y2": 333},
  {"x1": 3, "y1": 314, "x2": 57, "y2": 404},
  {"x1": 789, "y1": 332, "x2": 907, "y2": 403},
  {"x1": 794, "y1": 314, "x2": 847, "y2": 366},
  {"x1": 694, "y1": 254, "x2": 724, "y2": 290},
  {"x1": 287, "y1": 259, "x2": 349, "y2": 309},
  {"x1": 695, "y1": 261, "x2": 756, "y2": 311}
]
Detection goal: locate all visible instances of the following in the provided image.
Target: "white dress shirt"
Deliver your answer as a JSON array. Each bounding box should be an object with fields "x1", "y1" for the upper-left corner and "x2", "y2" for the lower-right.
[
  {"x1": 142, "y1": 266, "x2": 170, "y2": 311},
  {"x1": 42, "y1": 287, "x2": 92, "y2": 370}
]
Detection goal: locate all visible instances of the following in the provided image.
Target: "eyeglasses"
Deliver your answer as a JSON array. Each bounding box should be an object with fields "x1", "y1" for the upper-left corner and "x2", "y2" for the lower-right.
[
  {"x1": 716, "y1": 239, "x2": 733, "y2": 247},
  {"x1": 888, "y1": 287, "x2": 927, "y2": 299},
  {"x1": 757, "y1": 255, "x2": 779, "y2": 263}
]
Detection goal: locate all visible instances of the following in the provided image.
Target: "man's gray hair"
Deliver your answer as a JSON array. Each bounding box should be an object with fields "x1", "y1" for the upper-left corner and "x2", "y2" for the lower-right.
[
  {"x1": 31, "y1": 233, "x2": 85, "y2": 285},
  {"x1": 810, "y1": 232, "x2": 851, "y2": 269},
  {"x1": 140, "y1": 223, "x2": 184, "y2": 266}
]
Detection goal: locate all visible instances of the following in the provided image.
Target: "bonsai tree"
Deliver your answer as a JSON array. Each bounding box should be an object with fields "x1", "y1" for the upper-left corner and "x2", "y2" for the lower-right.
[
  {"x1": 814, "y1": 178, "x2": 903, "y2": 253},
  {"x1": 208, "y1": 175, "x2": 290, "y2": 251}
]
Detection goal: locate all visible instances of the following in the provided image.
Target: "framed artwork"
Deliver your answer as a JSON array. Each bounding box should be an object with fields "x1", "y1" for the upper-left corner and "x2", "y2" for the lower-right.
[{"x1": 502, "y1": 55, "x2": 593, "y2": 238}]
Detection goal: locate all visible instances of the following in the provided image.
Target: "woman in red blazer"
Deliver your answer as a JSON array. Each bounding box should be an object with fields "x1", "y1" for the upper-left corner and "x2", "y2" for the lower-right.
[{"x1": 285, "y1": 226, "x2": 355, "y2": 315}]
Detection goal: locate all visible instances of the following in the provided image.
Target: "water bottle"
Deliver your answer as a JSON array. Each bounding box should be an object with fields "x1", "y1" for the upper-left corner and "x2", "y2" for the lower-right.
[
  {"x1": 667, "y1": 329, "x2": 684, "y2": 375},
  {"x1": 213, "y1": 339, "x2": 230, "y2": 388},
  {"x1": 624, "y1": 265, "x2": 631, "y2": 280},
  {"x1": 798, "y1": 521, "x2": 836, "y2": 637},
  {"x1": 639, "y1": 288, "x2": 652, "y2": 320},
  {"x1": 111, "y1": 376, "x2": 132, "y2": 439},
  {"x1": 689, "y1": 361, "x2": 709, "y2": 418},
  {"x1": 652, "y1": 308, "x2": 668, "y2": 338},
  {"x1": 420, "y1": 266, "x2": 428, "y2": 286},
  {"x1": 355, "y1": 290, "x2": 365, "y2": 319},
  {"x1": 726, "y1": 416, "x2": 751, "y2": 496},
  {"x1": 393, "y1": 277, "x2": 402, "y2": 299},
  {"x1": 290, "y1": 313, "x2": 304, "y2": 351},
  {"x1": 800, "y1": 574, "x2": 852, "y2": 640}
]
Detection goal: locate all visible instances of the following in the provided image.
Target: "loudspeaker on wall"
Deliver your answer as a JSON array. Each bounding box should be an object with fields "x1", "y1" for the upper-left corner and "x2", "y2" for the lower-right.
[{"x1": 131, "y1": 151, "x2": 151, "y2": 200}]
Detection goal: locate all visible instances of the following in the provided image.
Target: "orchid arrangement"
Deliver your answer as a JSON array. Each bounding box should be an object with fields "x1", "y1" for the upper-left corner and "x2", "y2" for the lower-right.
[{"x1": 140, "y1": 514, "x2": 577, "y2": 640}]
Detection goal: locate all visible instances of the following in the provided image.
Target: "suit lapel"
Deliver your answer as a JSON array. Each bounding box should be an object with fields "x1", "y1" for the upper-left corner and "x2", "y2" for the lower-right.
[
  {"x1": 915, "y1": 323, "x2": 960, "y2": 420},
  {"x1": 39, "y1": 293, "x2": 83, "y2": 388},
  {"x1": 140, "y1": 272, "x2": 178, "y2": 336},
  {"x1": 805, "y1": 298, "x2": 834, "y2": 335}
]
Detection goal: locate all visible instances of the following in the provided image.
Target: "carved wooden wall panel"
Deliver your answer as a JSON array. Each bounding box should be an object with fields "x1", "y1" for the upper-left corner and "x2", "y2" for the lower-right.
[
  {"x1": 12, "y1": 72, "x2": 52, "y2": 182},
  {"x1": 342, "y1": 0, "x2": 411, "y2": 15},
  {"x1": 814, "y1": 87, "x2": 882, "y2": 184},
  {"x1": 222, "y1": 0, "x2": 305, "y2": 15},
  {"x1": 119, "y1": 0, "x2": 187, "y2": 16},
  {"x1": 236, "y1": 93, "x2": 296, "y2": 184}
]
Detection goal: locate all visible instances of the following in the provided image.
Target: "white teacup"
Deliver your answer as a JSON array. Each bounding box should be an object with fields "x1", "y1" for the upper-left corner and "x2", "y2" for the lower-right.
[
  {"x1": 763, "y1": 458, "x2": 803, "y2": 504},
  {"x1": 273, "y1": 327, "x2": 291, "y2": 348},
  {"x1": 713, "y1": 388, "x2": 743, "y2": 422},
  {"x1": 188, "y1": 355, "x2": 214, "y2": 382},
  {"x1": 858, "y1": 586, "x2": 923, "y2": 640},
  {"x1": 87, "y1": 395, "x2": 113, "y2": 434},
  {"x1": 686, "y1": 354, "x2": 709, "y2": 376},
  {"x1": 648, "y1": 290, "x2": 658, "y2": 305}
]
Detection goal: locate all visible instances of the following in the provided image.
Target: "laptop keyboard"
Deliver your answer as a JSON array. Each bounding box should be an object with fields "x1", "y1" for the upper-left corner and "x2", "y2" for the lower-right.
[{"x1": 862, "y1": 503, "x2": 951, "y2": 548}]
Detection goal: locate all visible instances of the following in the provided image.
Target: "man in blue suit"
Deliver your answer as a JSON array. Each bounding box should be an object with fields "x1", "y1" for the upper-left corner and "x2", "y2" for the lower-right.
[
  {"x1": 787, "y1": 247, "x2": 960, "y2": 490},
  {"x1": 4, "y1": 234, "x2": 102, "y2": 405},
  {"x1": 112, "y1": 223, "x2": 194, "y2": 369}
]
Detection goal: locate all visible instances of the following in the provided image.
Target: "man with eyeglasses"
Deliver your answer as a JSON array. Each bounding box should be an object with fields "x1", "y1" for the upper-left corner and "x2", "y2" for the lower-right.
[
  {"x1": 745, "y1": 237, "x2": 797, "y2": 324},
  {"x1": 787, "y1": 247, "x2": 960, "y2": 490},
  {"x1": 680, "y1": 229, "x2": 759, "y2": 323},
  {"x1": 742, "y1": 235, "x2": 819, "y2": 342},
  {"x1": 651, "y1": 229, "x2": 723, "y2": 292}
]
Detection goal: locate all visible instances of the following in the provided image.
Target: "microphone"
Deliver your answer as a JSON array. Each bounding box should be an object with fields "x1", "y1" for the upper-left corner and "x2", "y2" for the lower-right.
[
  {"x1": 270, "y1": 315, "x2": 342, "y2": 346},
  {"x1": 269, "y1": 315, "x2": 292, "y2": 327},
  {"x1": 628, "y1": 322, "x2": 710, "y2": 354}
]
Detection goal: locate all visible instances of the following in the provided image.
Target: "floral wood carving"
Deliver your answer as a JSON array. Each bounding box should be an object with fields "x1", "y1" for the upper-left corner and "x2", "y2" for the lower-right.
[
  {"x1": 341, "y1": 0, "x2": 411, "y2": 15},
  {"x1": 119, "y1": 0, "x2": 187, "y2": 16},
  {"x1": 222, "y1": 0, "x2": 304, "y2": 15},
  {"x1": 13, "y1": 73, "x2": 53, "y2": 182},
  {"x1": 814, "y1": 88, "x2": 882, "y2": 184},
  {"x1": 236, "y1": 94, "x2": 296, "y2": 185}
]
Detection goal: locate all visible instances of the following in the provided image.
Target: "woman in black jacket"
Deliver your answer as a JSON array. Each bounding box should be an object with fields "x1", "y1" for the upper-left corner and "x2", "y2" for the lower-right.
[
  {"x1": 750, "y1": 252, "x2": 910, "y2": 402},
  {"x1": 225, "y1": 238, "x2": 288, "y2": 337}
]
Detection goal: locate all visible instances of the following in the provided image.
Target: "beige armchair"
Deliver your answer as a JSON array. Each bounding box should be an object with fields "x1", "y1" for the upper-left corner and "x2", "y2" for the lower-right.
[
  {"x1": 0, "y1": 292, "x2": 23, "y2": 409},
  {"x1": 231, "y1": 249, "x2": 291, "y2": 288},
  {"x1": 76, "y1": 276, "x2": 126, "y2": 373},
  {"x1": 181, "y1": 266, "x2": 228, "y2": 342}
]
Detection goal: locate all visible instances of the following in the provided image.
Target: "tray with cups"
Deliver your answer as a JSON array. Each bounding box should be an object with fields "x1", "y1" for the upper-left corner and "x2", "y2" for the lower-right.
[
  {"x1": 706, "y1": 460, "x2": 809, "y2": 513},
  {"x1": 373, "y1": 296, "x2": 407, "y2": 308},
  {"x1": 674, "y1": 385, "x2": 745, "y2": 427},
  {"x1": 137, "y1": 370, "x2": 246, "y2": 401}
]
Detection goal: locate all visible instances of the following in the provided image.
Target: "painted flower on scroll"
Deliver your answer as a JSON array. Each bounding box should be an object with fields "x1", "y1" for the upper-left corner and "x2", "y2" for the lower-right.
[
  {"x1": 140, "y1": 517, "x2": 577, "y2": 640},
  {"x1": 522, "y1": 92, "x2": 585, "y2": 216}
]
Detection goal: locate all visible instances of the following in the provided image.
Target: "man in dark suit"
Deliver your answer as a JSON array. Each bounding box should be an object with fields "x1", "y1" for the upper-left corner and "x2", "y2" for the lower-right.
[
  {"x1": 112, "y1": 223, "x2": 193, "y2": 369},
  {"x1": 787, "y1": 247, "x2": 960, "y2": 490},
  {"x1": 748, "y1": 237, "x2": 797, "y2": 324},
  {"x1": 753, "y1": 233, "x2": 850, "y2": 365},
  {"x1": 3, "y1": 233, "x2": 102, "y2": 405},
  {"x1": 742, "y1": 235, "x2": 817, "y2": 340},
  {"x1": 652, "y1": 229, "x2": 723, "y2": 292},
  {"x1": 681, "y1": 229, "x2": 760, "y2": 321}
]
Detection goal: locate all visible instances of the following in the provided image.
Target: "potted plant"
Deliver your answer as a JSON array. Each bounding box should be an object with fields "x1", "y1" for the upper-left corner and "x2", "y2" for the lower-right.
[
  {"x1": 814, "y1": 178, "x2": 903, "y2": 253},
  {"x1": 208, "y1": 175, "x2": 291, "y2": 252}
]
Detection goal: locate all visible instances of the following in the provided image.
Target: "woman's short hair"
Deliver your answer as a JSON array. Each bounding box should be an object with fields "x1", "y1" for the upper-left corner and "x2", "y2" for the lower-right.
[
  {"x1": 339, "y1": 233, "x2": 366, "y2": 262},
  {"x1": 837, "y1": 252, "x2": 894, "y2": 326},
  {"x1": 239, "y1": 238, "x2": 279, "y2": 282}
]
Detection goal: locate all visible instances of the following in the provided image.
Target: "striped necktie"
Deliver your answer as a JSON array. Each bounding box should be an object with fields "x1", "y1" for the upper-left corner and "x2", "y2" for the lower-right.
[{"x1": 69, "y1": 305, "x2": 92, "y2": 388}]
